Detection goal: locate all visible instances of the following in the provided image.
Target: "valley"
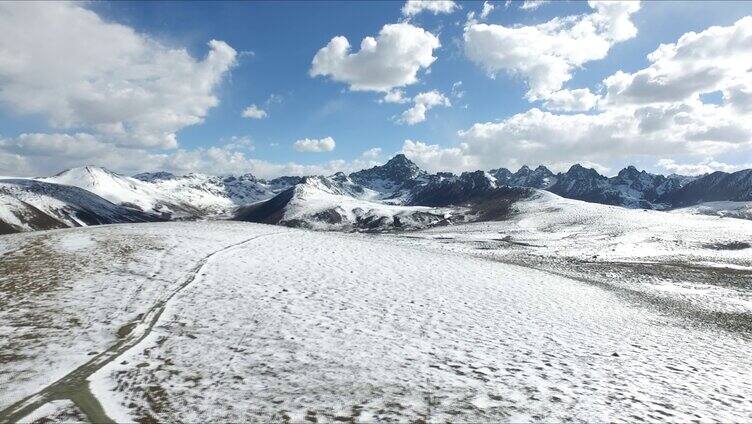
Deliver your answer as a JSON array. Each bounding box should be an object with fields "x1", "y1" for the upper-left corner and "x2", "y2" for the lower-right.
[{"x1": 2, "y1": 190, "x2": 751, "y2": 422}]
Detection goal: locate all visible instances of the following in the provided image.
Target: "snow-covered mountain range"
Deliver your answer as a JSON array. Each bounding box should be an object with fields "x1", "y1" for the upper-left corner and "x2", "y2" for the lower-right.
[{"x1": 2, "y1": 155, "x2": 751, "y2": 233}]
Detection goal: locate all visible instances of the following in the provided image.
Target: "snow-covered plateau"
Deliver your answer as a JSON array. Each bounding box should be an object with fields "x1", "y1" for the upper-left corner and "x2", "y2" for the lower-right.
[{"x1": 2, "y1": 191, "x2": 752, "y2": 422}]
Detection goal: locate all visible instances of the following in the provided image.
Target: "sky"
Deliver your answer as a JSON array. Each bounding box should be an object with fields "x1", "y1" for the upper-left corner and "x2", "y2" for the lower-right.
[{"x1": 1, "y1": 0, "x2": 752, "y2": 178}]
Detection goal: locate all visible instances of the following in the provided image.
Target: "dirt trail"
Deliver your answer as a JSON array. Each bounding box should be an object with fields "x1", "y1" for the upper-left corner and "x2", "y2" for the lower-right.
[{"x1": 0, "y1": 232, "x2": 282, "y2": 424}]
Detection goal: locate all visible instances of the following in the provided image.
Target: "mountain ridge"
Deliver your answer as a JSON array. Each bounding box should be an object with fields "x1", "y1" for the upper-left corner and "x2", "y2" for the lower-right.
[{"x1": 2, "y1": 156, "x2": 751, "y2": 233}]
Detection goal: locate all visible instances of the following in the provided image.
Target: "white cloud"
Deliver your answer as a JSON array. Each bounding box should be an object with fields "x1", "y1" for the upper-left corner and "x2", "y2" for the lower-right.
[
  {"x1": 402, "y1": 0, "x2": 459, "y2": 17},
  {"x1": 394, "y1": 98, "x2": 751, "y2": 174},
  {"x1": 241, "y1": 104, "x2": 267, "y2": 119},
  {"x1": 382, "y1": 89, "x2": 410, "y2": 104},
  {"x1": 519, "y1": 0, "x2": 549, "y2": 11},
  {"x1": 293, "y1": 137, "x2": 336, "y2": 153},
  {"x1": 480, "y1": 1, "x2": 495, "y2": 19},
  {"x1": 451, "y1": 81, "x2": 465, "y2": 99},
  {"x1": 401, "y1": 139, "x2": 479, "y2": 173},
  {"x1": 0, "y1": 133, "x2": 356, "y2": 179},
  {"x1": 656, "y1": 158, "x2": 752, "y2": 176},
  {"x1": 310, "y1": 23, "x2": 440, "y2": 92},
  {"x1": 360, "y1": 147, "x2": 383, "y2": 159},
  {"x1": 444, "y1": 10, "x2": 752, "y2": 175},
  {"x1": 603, "y1": 16, "x2": 752, "y2": 107},
  {"x1": 0, "y1": 2, "x2": 237, "y2": 149},
  {"x1": 542, "y1": 89, "x2": 599, "y2": 112},
  {"x1": 464, "y1": 1, "x2": 639, "y2": 102},
  {"x1": 265, "y1": 93, "x2": 284, "y2": 105},
  {"x1": 457, "y1": 104, "x2": 751, "y2": 168},
  {"x1": 399, "y1": 90, "x2": 451, "y2": 125},
  {"x1": 221, "y1": 136, "x2": 254, "y2": 151}
]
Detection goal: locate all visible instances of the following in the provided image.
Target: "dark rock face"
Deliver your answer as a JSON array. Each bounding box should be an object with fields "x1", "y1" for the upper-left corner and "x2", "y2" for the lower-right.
[
  {"x1": 132, "y1": 171, "x2": 176, "y2": 182},
  {"x1": 233, "y1": 186, "x2": 295, "y2": 225},
  {"x1": 349, "y1": 154, "x2": 427, "y2": 195},
  {"x1": 409, "y1": 171, "x2": 500, "y2": 207},
  {"x1": 267, "y1": 176, "x2": 305, "y2": 188},
  {"x1": 547, "y1": 164, "x2": 619, "y2": 205},
  {"x1": 658, "y1": 169, "x2": 752, "y2": 207}
]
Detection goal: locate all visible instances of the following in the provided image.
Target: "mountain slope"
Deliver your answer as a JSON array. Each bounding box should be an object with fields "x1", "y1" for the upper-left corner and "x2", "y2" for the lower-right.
[
  {"x1": 235, "y1": 175, "x2": 457, "y2": 231},
  {"x1": 673, "y1": 201, "x2": 752, "y2": 221},
  {"x1": 43, "y1": 166, "x2": 292, "y2": 219},
  {"x1": 0, "y1": 179, "x2": 160, "y2": 234},
  {"x1": 658, "y1": 169, "x2": 752, "y2": 207}
]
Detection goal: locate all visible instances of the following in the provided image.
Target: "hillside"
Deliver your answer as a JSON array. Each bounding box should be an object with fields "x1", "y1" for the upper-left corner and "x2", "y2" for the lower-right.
[
  {"x1": 0, "y1": 179, "x2": 160, "y2": 234},
  {"x1": 2, "y1": 203, "x2": 752, "y2": 422}
]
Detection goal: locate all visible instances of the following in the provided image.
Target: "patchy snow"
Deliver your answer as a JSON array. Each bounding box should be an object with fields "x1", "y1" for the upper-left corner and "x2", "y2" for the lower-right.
[
  {"x1": 17, "y1": 399, "x2": 81, "y2": 423},
  {"x1": 673, "y1": 200, "x2": 752, "y2": 220},
  {"x1": 57, "y1": 233, "x2": 96, "y2": 252},
  {"x1": 409, "y1": 191, "x2": 752, "y2": 264},
  {"x1": 0, "y1": 193, "x2": 30, "y2": 231},
  {"x1": 281, "y1": 177, "x2": 456, "y2": 230},
  {"x1": 0, "y1": 222, "x2": 281, "y2": 413},
  {"x1": 3, "y1": 198, "x2": 752, "y2": 422}
]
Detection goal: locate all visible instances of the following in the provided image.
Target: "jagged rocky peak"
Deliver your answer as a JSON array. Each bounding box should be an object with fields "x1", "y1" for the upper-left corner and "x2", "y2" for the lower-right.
[
  {"x1": 330, "y1": 171, "x2": 350, "y2": 182},
  {"x1": 515, "y1": 165, "x2": 532, "y2": 176},
  {"x1": 565, "y1": 163, "x2": 604, "y2": 179},
  {"x1": 489, "y1": 167, "x2": 512, "y2": 181},
  {"x1": 348, "y1": 155, "x2": 428, "y2": 199},
  {"x1": 534, "y1": 165, "x2": 554, "y2": 176},
  {"x1": 459, "y1": 170, "x2": 497, "y2": 188},
  {"x1": 380, "y1": 154, "x2": 424, "y2": 180},
  {"x1": 268, "y1": 175, "x2": 305, "y2": 186}
]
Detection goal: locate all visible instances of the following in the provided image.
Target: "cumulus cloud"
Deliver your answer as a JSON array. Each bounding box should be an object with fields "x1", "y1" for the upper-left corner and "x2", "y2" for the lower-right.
[
  {"x1": 0, "y1": 2, "x2": 237, "y2": 149},
  {"x1": 293, "y1": 137, "x2": 337, "y2": 153},
  {"x1": 441, "y1": 13, "x2": 752, "y2": 175},
  {"x1": 464, "y1": 1, "x2": 639, "y2": 102},
  {"x1": 241, "y1": 104, "x2": 267, "y2": 119},
  {"x1": 398, "y1": 90, "x2": 451, "y2": 125},
  {"x1": 457, "y1": 104, "x2": 750, "y2": 168},
  {"x1": 401, "y1": 139, "x2": 479, "y2": 173},
  {"x1": 310, "y1": 23, "x2": 440, "y2": 92},
  {"x1": 656, "y1": 158, "x2": 752, "y2": 176},
  {"x1": 0, "y1": 133, "x2": 359, "y2": 179},
  {"x1": 519, "y1": 0, "x2": 549, "y2": 11},
  {"x1": 402, "y1": 0, "x2": 458, "y2": 17},
  {"x1": 382, "y1": 89, "x2": 410, "y2": 104},
  {"x1": 603, "y1": 16, "x2": 752, "y2": 107},
  {"x1": 360, "y1": 147, "x2": 383, "y2": 159},
  {"x1": 542, "y1": 89, "x2": 599, "y2": 112}
]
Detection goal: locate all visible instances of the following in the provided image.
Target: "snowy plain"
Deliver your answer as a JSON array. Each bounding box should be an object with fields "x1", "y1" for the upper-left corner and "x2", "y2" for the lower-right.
[{"x1": 1, "y1": 193, "x2": 751, "y2": 422}]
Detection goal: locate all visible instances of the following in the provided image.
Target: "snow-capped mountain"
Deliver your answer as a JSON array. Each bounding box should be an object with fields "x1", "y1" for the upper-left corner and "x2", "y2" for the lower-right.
[
  {"x1": 3, "y1": 155, "x2": 752, "y2": 234},
  {"x1": 349, "y1": 154, "x2": 429, "y2": 203},
  {"x1": 0, "y1": 179, "x2": 159, "y2": 234},
  {"x1": 491, "y1": 165, "x2": 557, "y2": 189},
  {"x1": 486, "y1": 163, "x2": 704, "y2": 209},
  {"x1": 235, "y1": 174, "x2": 458, "y2": 231},
  {"x1": 42, "y1": 166, "x2": 293, "y2": 219},
  {"x1": 658, "y1": 169, "x2": 752, "y2": 207}
]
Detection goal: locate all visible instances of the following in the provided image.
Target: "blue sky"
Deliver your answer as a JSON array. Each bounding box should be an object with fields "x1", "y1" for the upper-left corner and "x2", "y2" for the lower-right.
[{"x1": 1, "y1": 1, "x2": 752, "y2": 177}]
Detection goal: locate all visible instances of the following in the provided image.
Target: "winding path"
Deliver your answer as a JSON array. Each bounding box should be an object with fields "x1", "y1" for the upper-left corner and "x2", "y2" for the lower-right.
[{"x1": 0, "y1": 232, "x2": 281, "y2": 423}]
